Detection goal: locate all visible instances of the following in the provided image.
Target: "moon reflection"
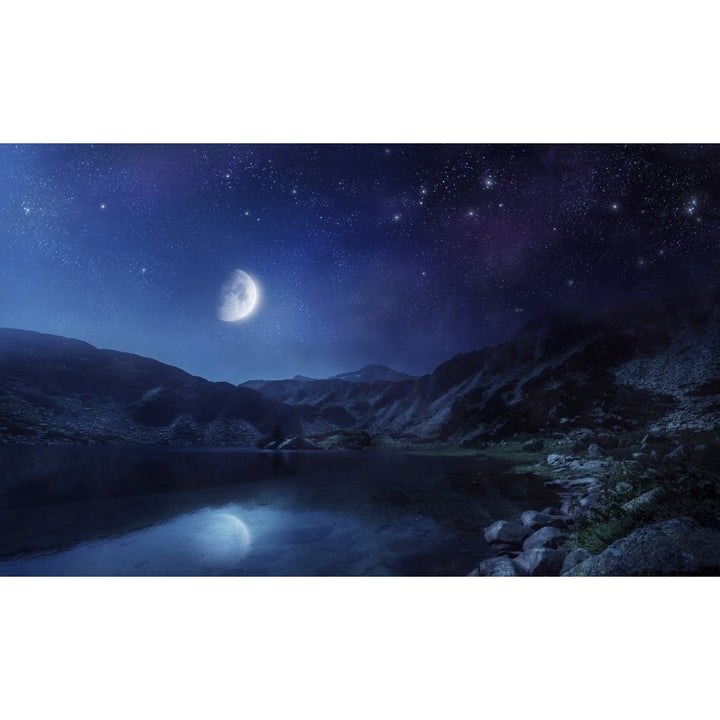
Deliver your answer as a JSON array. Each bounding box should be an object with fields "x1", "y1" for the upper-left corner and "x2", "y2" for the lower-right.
[{"x1": 194, "y1": 510, "x2": 252, "y2": 563}]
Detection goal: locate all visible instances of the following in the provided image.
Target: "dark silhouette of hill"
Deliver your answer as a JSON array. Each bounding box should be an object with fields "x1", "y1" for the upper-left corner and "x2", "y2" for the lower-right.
[
  {"x1": 3, "y1": 287, "x2": 720, "y2": 447},
  {"x1": 0, "y1": 328, "x2": 301, "y2": 445}
]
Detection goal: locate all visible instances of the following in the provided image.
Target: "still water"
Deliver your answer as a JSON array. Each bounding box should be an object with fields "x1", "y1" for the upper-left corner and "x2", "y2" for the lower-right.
[{"x1": 0, "y1": 446, "x2": 557, "y2": 576}]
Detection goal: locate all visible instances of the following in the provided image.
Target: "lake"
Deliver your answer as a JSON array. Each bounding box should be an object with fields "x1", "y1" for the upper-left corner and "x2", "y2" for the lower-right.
[{"x1": 0, "y1": 446, "x2": 557, "y2": 576}]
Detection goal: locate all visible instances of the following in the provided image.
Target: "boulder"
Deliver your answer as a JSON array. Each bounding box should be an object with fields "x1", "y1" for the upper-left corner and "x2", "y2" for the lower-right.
[
  {"x1": 578, "y1": 491, "x2": 602, "y2": 509},
  {"x1": 587, "y1": 443, "x2": 606, "y2": 457},
  {"x1": 278, "y1": 437, "x2": 317, "y2": 450},
  {"x1": 520, "y1": 510, "x2": 572, "y2": 530},
  {"x1": 560, "y1": 548, "x2": 593, "y2": 575},
  {"x1": 621, "y1": 487, "x2": 663, "y2": 513},
  {"x1": 664, "y1": 444, "x2": 687, "y2": 463},
  {"x1": 565, "y1": 476, "x2": 602, "y2": 491},
  {"x1": 612, "y1": 481, "x2": 634, "y2": 495},
  {"x1": 523, "y1": 526, "x2": 569, "y2": 552},
  {"x1": 564, "y1": 517, "x2": 720, "y2": 576},
  {"x1": 474, "y1": 557, "x2": 521, "y2": 577},
  {"x1": 523, "y1": 438, "x2": 545, "y2": 452},
  {"x1": 484, "y1": 520, "x2": 532, "y2": 546},
  {"x1": 522, "y1": 547, "x2": 567, "y2": 576},
  {"x1": 567, "y1": 458, "x2": 611, "y2": 472},
  {"x1": 560, "y1": 499, "x2": 579, "y2": 517},
  {"x1": 641, "y1": 432, "x2": 666, "y2": 448},
  {"x1": 547, "y1": 453, "x2": 567, "y2": 465}
]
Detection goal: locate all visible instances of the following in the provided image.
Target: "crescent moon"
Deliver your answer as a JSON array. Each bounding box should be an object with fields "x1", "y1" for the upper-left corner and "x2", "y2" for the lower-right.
[{"x1": 217, "y1": 269, "x2": 259, "y2": 321}]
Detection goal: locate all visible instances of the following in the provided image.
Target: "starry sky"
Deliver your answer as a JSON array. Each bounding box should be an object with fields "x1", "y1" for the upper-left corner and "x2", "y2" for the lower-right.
[{"x1": 1, "y1": 143, "x2": 719, "y2": 383}]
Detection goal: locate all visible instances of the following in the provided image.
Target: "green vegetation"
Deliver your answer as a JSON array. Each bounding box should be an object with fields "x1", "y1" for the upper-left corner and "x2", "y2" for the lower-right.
[
  {"x1": 476, "y1": 438, "x2": 551, "y2": 473},
  {"x1": 574, "y1": 458, "x2": 720, "y2": 554}
]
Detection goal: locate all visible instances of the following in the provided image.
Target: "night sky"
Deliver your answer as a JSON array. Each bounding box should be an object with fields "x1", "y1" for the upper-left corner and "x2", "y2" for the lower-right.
[{"x1": 1, "y1": 143, "x2": 719, "y2": 383}]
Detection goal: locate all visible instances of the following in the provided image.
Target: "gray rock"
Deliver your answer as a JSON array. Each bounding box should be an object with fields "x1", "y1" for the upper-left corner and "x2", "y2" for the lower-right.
[
  {"x1": 664, "y1": 444, "x2": 687, "y2": 463},
  {"x1": 520, "y1": 510, "x2": 572, "y2": 530},
  {"x1": 567, "y1": 459, "x2": 611, "y2": 472},
  {"x1": 278, "y1": 437, "x2": 318, "y2": 450},
  {"x1": 565, "y1": 476, "x2": 602, "y2": 490},
  {"x1": 483, "y1": 520, "x2": 532, "y2": 546},
  {"x1": 587, "y1": 443, "x2": 606, "y2": 457},
  {"x1": 544, "y1": 479, "x2": 568, "y2": 490},
  {"x1": 523, "y1": 526, "x2": 569, "y2": 552},
  {"x1": 547, "y1": 453, "x2": 567, "y2": 465},
  {"x1": 612, "y1": 481, "x2": 634, "y2": 495},
  {"x1": 474, "y1": 557, "x2": 520, "y2": 577},
  {"x1": 560, "y1": 499, "x2": 580, "y2": 517},
  {"x1": 621, "y1": 487, "x2": 663, "y2": 513},
  {"x1": 579, "y1": 491, "x2": 602, "y2": 509},
  {"x1": 525, "y1": 547, "x2": 567, "y2": 576},
  {"x1": 523, "y1": 438, "x2": 545, "y2": 452},
  {"x1": 641, "y1": 432, "x2": 667, "y2": 447},
  {"x1": 488, "y1": 542, "x2": 517, "y2": 554},
  {"x1": 511, "y1": 552, "x2": 531, "y2": 573},
  {"x1": 560, "y1": 548, "x2": 593, "y2": 575},
  {"x1": 564, "y1": 517, "x2": 720, "y2": 576}
]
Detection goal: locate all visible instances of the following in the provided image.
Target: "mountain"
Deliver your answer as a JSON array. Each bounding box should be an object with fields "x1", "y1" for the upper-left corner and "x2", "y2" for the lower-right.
[
  {"x1": 3, "y1": 288, "x2": 720, "y2": 448},
  {"x1": 245, "y1": 288, "x2": 720, "y2": 445},
  {"x1": 238, "y1": 372, "x2": 417, "y2": 438},
  {"x1": 0, "y1": 328, "x2": 301, "y2": 445},
  {"x1": 332, "y1": 365, "x2": 417, "y2": 383}
]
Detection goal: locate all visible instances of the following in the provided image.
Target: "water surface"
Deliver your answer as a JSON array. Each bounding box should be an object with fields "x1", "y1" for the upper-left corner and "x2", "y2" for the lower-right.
[{"x1": 0, "y1": 446, "x2": 557, "y2": 575}]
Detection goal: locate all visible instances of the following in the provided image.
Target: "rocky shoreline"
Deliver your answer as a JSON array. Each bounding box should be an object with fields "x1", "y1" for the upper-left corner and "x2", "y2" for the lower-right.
[{"x1": 469, "y1": 442, "x2": 720, "y2": 576}]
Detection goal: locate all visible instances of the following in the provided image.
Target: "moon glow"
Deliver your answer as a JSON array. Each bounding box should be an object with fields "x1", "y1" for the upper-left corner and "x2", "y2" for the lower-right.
[{"x1": 217, "y1": 269, "x2": 259, "y2": 321}]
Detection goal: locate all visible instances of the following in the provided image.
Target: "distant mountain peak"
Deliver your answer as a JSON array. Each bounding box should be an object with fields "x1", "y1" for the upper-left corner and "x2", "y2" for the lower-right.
[{"x1": 332, "y1": 364, "x2": 417, "y2": 383}]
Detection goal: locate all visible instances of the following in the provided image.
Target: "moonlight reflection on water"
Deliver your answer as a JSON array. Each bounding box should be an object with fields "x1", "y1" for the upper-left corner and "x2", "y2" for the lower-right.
[{"x1": 0, "y1": 447, "x2": 559, "y2": 576}]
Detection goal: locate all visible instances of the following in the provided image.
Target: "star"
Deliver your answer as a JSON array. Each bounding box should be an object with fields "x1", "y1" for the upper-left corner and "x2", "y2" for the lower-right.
[{"x1": 100, "y1": 203, "x2": 106, "y2": 210}]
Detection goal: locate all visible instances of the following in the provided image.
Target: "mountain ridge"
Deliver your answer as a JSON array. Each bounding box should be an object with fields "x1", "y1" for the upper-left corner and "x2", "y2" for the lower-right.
[
  {"x1": 2, "y1": 287, "x2": 720, "y2": 446},
  {"x1": 0, "y1": 327, "x2": 301, "y2": 445}
]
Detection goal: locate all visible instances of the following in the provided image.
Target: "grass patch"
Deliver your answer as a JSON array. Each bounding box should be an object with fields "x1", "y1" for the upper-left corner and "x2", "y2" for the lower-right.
[
  {"x1": 476, "y1": 438, "x2": 550, "y2": 472},
  {"x1": 574, "y1": 461, "x2": 720, "y2": 554}
]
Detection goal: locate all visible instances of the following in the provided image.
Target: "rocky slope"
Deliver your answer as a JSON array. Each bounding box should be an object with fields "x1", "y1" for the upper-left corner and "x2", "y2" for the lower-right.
[
  {"x1": 0, "y1": 328, "x2": 301, "y2": 445},
  {"x1": 3, "y1": 287, "x2": 719, "y2": 449},
  {"x1": 246, "y1": 287, "x2": 720, "y2": 445}
]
